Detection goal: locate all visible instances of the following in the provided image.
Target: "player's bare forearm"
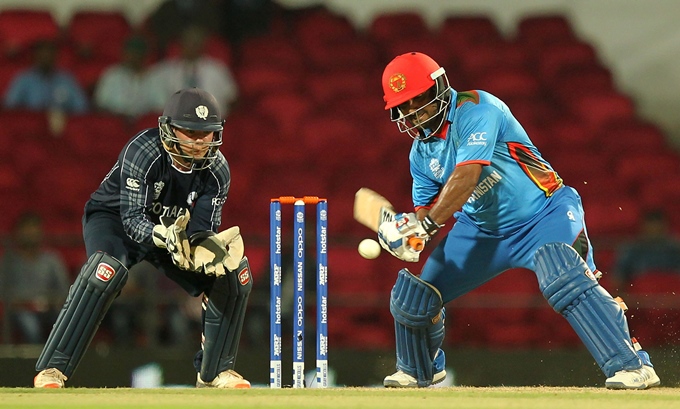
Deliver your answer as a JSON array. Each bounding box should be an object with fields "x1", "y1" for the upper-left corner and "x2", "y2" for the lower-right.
[{"x1": 423, "y1": 164, "x2": 482, "y2": 225}]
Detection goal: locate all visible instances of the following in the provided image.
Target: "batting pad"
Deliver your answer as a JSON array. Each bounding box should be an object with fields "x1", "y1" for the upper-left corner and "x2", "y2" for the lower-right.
[
  {"x1": 36, "y1": 251, "x2": 128, "y2": 378},
  {"x1": 200, "y1": 256, "x2": 252, "y2": 382},
  {"x1": 534, "y1": 242, "x2": 641, "y2": 377},
  {"x1": 390, "y1": 269, "x2": 445, "y2": 387}
]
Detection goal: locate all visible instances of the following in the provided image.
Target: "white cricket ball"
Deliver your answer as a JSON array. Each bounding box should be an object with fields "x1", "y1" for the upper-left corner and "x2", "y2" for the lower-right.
[{"x1": 358, "y1": 238, "x2": 381, "y2": 259}]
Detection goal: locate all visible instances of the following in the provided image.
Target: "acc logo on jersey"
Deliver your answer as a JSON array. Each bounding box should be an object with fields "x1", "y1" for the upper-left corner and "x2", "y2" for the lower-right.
[
  {"x1": 467, "y1": 132, "x2": 488, "y2": 146},
  {"x1": 238, "y1": 268, "x2": 251, "y2": 286},
  {"x1": 126, "y1": 178, "x2": 140, "y2": 192},
  {"x1": 95, "y1": 263, "x2": 116, "y2": 282},
  {"x1": 153, "y1": 181, "x2": 165, "y2": 200},
  {"x1": 196, "y1": 105, "x2": 208, "y2": 120},
  {"x1": 389, "y1": 73, "x2": 406, "y2": 92}
]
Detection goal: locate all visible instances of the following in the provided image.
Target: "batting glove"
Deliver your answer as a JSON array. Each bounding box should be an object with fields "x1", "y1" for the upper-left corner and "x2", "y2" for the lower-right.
[{"x1": 378, "y1": 213, "x2": 442, "y2": 263}]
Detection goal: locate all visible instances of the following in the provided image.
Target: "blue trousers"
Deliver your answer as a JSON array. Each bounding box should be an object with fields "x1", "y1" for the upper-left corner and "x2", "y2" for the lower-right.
[{"x1": 421, "y1": 186, "x2": 596, "y2": 303}]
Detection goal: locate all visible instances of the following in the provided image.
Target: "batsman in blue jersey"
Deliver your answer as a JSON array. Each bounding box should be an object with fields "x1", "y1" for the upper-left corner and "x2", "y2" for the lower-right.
[
  {"x1": 33, "y1": 88, "x2": 252, "y2": 389},
  {"x1": 377, "y1": 52, "x2": 660, "y2": 389}
]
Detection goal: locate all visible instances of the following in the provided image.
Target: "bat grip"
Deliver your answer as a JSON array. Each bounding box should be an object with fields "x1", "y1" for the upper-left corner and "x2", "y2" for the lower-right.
[{"x1": 408, "y1": 237, "x2": 425, "y2": 251}]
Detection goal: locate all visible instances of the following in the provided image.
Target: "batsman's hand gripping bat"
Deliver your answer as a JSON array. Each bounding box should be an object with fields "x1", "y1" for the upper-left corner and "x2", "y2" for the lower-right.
[{"x1": 353, "y1": 187, "x2": 424, "y2": 251}]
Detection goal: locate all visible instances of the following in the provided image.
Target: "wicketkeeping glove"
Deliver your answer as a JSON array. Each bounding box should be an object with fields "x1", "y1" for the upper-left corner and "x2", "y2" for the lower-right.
[
  {"x1": 190, "y1": 226, "x2": 244, "y2": 276},
  {"x1": 152, "y1": 212, "x2": 193, "y2": 270}
]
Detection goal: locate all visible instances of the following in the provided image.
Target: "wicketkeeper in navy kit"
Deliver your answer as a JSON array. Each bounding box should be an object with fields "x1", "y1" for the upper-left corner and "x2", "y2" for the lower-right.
[{"x1": 34, "y1": 88, "x2": 253, "y2": 389}]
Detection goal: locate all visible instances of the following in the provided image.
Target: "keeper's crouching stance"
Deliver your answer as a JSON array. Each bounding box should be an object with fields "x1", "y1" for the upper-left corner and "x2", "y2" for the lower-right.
[{"x1": 35, "y1": 88, "x2": 253, "y2": 389}]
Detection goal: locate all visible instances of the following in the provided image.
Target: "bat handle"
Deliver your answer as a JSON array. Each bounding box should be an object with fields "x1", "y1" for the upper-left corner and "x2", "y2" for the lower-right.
[{"x1": 408, "y1": 237, "x2": 425, "y2": 251}]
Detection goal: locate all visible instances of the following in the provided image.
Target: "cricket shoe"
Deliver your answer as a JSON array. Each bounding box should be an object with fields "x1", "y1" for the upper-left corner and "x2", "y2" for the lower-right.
[
  {"x1": 196, "y1": 369, "x2": 251, "y2": 389},
  {"x1": 34, "y1": 368, "x2": 67, "y2": 388},
  {"x1": 605, "y1": 365, "x2": 660, "y2": 390},
  {"x1": 383, "y1": 369, "x2": 446, "y2": 388}
]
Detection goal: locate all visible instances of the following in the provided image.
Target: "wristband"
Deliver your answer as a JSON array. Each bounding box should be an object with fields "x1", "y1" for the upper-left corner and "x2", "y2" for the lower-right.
[{"x1": 421, "y1": 215, "x2": 443, "y2": 236}]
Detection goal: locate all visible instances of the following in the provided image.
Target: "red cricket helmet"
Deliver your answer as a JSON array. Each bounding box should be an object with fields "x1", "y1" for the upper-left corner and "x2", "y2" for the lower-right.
[{"x1": 381, "y1": 52, "x2": 451, "y2": 140}]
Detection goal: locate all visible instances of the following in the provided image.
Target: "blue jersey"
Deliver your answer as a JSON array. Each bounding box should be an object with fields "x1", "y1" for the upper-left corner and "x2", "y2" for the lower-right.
[{"x1": 410, "y1": 90, "x2": 562, "y2": 232}]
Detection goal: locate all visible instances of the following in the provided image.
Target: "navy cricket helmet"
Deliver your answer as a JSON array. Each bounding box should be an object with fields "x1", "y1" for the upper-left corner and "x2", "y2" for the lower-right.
[{"x1": 158, "y1": 88, "x2": 224, "y2": 170}]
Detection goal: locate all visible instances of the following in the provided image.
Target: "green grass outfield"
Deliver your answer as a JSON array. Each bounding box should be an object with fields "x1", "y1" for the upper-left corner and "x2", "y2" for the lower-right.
[{"x1": 1, "y1": 387, "x2": 680, "y2": 409}]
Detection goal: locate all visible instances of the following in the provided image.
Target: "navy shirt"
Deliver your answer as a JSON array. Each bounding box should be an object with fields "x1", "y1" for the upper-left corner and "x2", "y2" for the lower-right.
[{"x1": 87, "y1": 127, "x2": 230, "y2": 245}]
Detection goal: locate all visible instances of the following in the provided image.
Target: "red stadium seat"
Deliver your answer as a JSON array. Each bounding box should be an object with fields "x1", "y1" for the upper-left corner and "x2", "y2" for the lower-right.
[
  {"x1": 638, "y1": 174, "x2": 680, "y2": 211},
  {"x1": 236, "y1": 36, "x2": 304, "y2": 72},
  {"x1": 567, "y1": 91, "x2": 636, "y2": 130},
  {"x1": 71, "y1": 60, "x2": 111, "y2": 94},
  {"x1": 449, "y1": 268, "x2": 554, "y2": 347},
  {"x1": 614, "y1": 152, "x2": 680, "y2": 192},
  {"x1": 537, "y1": 41, "x2": 598, "y2": 84},
  {"x1": 256, "y1": 91, "x2": 313, "y2": 138},
  {"x1": 66, "y1": 11, "x2": 132, "y2": 63},
  {"x1": 438, "y1": 15, "x2": 503, "y2": 51},
  {"x1": 60, "y1": 114, "x2": 130, "y2": 169},
  {"x1": 0, "y1": 60, "x2": 25, "y2": 96},
  {"x1": 235, "y1": 64, "x2": 302, "y2": 102},
  {"x1": 305, "y1": 37, "x2": 380, "y2": 71},
  {"x1": 368, "y1": 12, "x2": 429, "y2": 46},
  {"x1": 604, "y1": 120, "x2": 668, "y2": 157},
  {"x1": 583, "y1": 197, "x2": 641, "y2": 238},
  {"x1": 293, "y1": 8, "x2": 357, "y2": 51},
  {"x1": 0, "y1": 109, "x2": 51, "y2": 137},
  {"x1": 32, "y1": 162, "x2": 101, "y2": 220},
  {"x1": 551, "y1": 64, "x2": 614, "y2": 102},
  {"x1": 547, "y1": 118, "x2": 597, "y2": 152},
  {"x1": 473, "y1": 67, "x2": 542, "y2": 100},
  {"x1": 0, "y1": 10, "x2": 59, "y2": 59},
  {"x1": 456, "y1": 41, "x2": 527, "y2": 78},
  {"x1": 306, "y1": 68, "x2": 373, "y2": 105},
  {"x1": 516, "y1": 15, "x2": 576, "y2": 50},
  {"x1": 504, "y1": 97, "x2": 558, "y2": 128},
  {"x1": 385, "y1": 34, "x2": 456, "y2": 70},
  {"x1": 626, "y1": 271, "x2": 680, "y2": 345}
]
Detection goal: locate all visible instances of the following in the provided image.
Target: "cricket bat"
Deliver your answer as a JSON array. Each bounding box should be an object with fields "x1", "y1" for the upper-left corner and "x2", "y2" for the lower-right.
[{"x1": 353, "y1": 187, "x2": 424, "y2": 251}]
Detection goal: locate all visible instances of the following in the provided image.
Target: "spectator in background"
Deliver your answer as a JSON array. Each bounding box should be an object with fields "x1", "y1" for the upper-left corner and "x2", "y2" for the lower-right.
[
  {"x1": 94, "y1": 36, "x2": 154, "y2": 119},
  {"x1": 146, "y1": 25, "x2": 238, "y2": 116},
  {"x1": 0, "y1": 212, "x2": 70, "y2": 344},
  {"x1": 615, "y1": 209, "x2": 680, "y2": 285},
  {"x1": 221, "y1": 0, "x2": 277, "y2": 44},
  {"x1": 3, "y1": 40, "x2": 88, "y2": 114},
  {"x1": 147, "y1": 0, "x2": 222, "y2": 55}
]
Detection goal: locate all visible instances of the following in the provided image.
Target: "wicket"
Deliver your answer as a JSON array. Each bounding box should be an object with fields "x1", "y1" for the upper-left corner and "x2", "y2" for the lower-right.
[{"x1": 270, "y1": 196, "x2": 328, "y2": 388}]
